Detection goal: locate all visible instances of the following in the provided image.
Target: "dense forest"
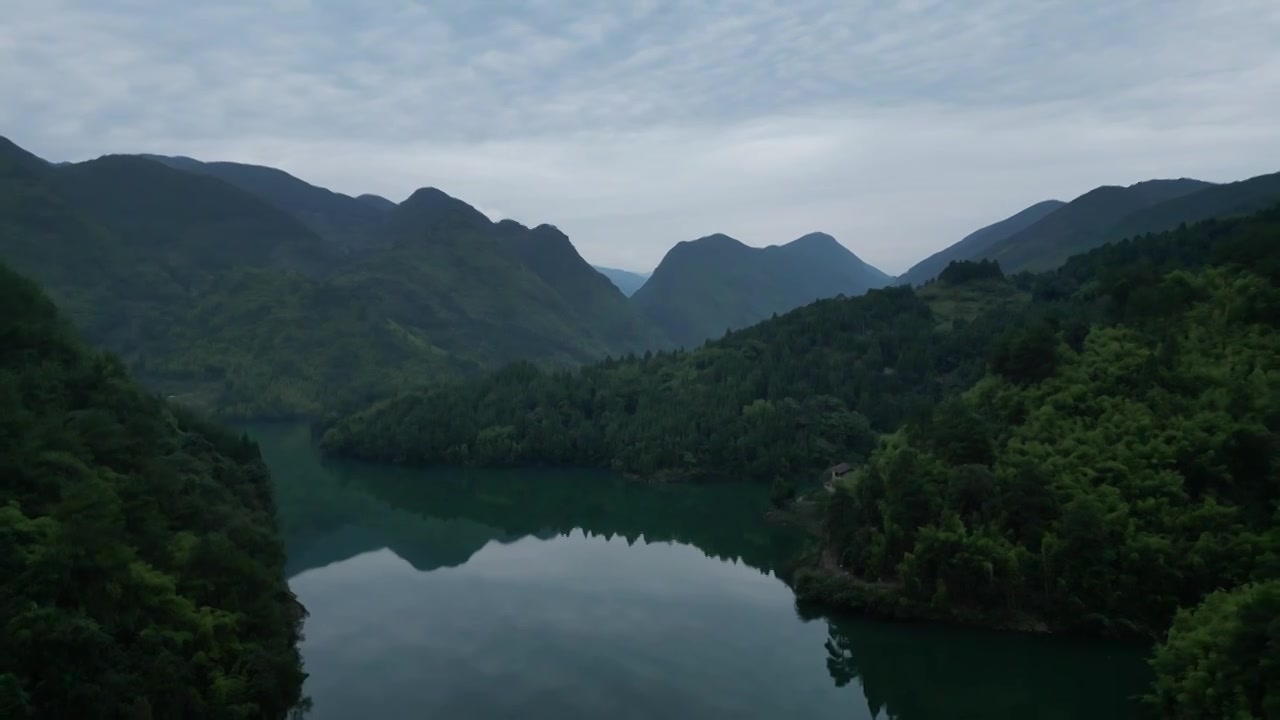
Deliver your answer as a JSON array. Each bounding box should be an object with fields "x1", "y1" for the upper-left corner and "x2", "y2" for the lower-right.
[
  {"x1": 317, "y1": 273, "x2": 1029, "y2": 496},
  {"x1": 0, "y1": 263, "x2": 307, "y2": 718},
  {"x1": 801, "y1": 209, "x2": 1280, "y2": 717}
]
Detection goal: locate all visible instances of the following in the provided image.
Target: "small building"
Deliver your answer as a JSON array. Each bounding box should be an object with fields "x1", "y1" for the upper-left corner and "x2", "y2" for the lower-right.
[{"x1": 830, "y1": 462, "x2": 853, "y2": 479}]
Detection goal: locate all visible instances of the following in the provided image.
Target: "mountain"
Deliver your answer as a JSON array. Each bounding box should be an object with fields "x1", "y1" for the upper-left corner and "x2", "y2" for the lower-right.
[
  {"x1": 593, "y1": 265, "x2": 650, "y2": 296},
  {"x1": 0, "y1": 138, "x2": 661, "y2": 419},
  {"x1": 1104, "y1": 170, "x2": 1280, "y2": 241},
  {"x1": 903, "y1": 174, "x2": 1280, "y2": 282},
  {"x1": 358, "y1": 193, "x2": 397, "y2": 211},
  {"x1": 897, "y1": 200, "x2": 1066, "y2": 286},
  {"x1": 631, "y1": 231, "x2": 892, "y2": 348},
  {"x1": 0, "y1": 135, "x2": 52, "y2": 175},
  {"x1": 982, "y1": 178, "x2": 1214, "y2": 273},
  {"x1": 494, "y1": 221, "x2": 666, "y2": 351},
  {"x1": 51, "y1": 154, "x2": 337, "y2": 278},
  {"x1": 341, "y1": 189, "x2": 663, "y2": 366},
  {"x1": 143, "y1": 154, "x2": 390, "y2": 254},
  {"x1": 0, "y1": 261, "x2": 306, "y2": 717},
  {"x1": 0, "y1": 142, "x2": 462, "y2": 418}
]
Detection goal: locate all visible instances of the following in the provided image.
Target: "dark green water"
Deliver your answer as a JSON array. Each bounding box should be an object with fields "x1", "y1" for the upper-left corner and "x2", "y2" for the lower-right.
[{"x1": 253, "y1": 423, "x2": 1152, "y2": 720}]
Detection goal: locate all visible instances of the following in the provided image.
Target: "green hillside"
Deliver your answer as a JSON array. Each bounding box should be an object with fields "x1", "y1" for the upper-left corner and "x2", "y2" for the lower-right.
[
  {"x1": 342, "y1": 189, "x2": 663, "y2": 366},
  {"x1": 631, "y1": 231, "x2": 891, "y2": 348},
  {"x1": 317, "y1": 258, "x2": 1020, "y2": 486},
  {"x1": 0, "y1": 138, "x2": 662, "y2": 420},
  {"x1": 805, "y1": 208, "x2": 1279, "y2": 715},
  {"x1": 0, "y1": 263, "x2": 306, "y2": 718},
  {"x1": 494, "y1": 221, "x2": 666, "y2": 351},
  {"x1": 0, "y1": 142, "x2": 460, "y2": 419},
  {"x1": 897, "y1": 200, "x2": 1064, "y2": 286},
  {"x1": 144, "y1": 154, "x2": 391, "y2": 254}
]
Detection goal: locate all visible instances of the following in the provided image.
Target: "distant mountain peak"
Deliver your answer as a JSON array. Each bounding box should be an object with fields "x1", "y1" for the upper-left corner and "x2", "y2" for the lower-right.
[
  {"x1": 675, "y1": 233, "x2": 747, "y2": 252},
  {"x1": 0, "y1": 135, "x2": 54, "y2": 177},
  {"x1": 357, "y1": 193, "x2": 396, "y2": 211},
  {"x1": 402, "y1": 186, "x2": 457, "y2": 206},
  {"x1": 393, "y1": 187, "x2": 492, "y2": 236},
  {"x1": 635, "y1": 229, "x2": 892, "y2": 347},
  {"x1": 785, "y1": 231, "x2": 839, "y2": 247}
]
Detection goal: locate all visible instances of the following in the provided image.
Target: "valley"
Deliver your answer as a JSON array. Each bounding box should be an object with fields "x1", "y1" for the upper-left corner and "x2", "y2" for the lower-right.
[{"x1": 3, "y1": 132, "x2": 1277, "y2": 719}]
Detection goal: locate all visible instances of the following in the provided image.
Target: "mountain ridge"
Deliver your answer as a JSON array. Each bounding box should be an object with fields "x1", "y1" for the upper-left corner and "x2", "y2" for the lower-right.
[
  {"x1": 897, "y1": 200, "x2": 1066, "y2": 286},
  {"x1": 982, "y1": 178, "x2": 1215, "y2": 273},
  {"x1": 143, "y1": 153, "x2": 391, "y2": 254},
  {"x1": 632, "y1": 230, "x2": 891, "y2": 348}
]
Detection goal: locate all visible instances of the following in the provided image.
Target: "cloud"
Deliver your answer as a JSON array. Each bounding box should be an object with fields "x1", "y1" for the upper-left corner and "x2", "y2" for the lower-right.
[{"x1": 1, "y1": 0, "x2": 1278, "y2": 272}]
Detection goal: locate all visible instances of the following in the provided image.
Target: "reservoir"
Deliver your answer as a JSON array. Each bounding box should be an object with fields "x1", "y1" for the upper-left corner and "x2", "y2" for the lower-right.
[{"x1": 254, "y1": 423, "x2": 1151, "y2": 719}]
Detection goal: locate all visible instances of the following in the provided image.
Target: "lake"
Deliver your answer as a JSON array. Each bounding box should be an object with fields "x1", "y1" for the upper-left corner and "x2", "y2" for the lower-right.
[{"x1": 252, "y1": 423, "x2": 1152, "y2": 720}]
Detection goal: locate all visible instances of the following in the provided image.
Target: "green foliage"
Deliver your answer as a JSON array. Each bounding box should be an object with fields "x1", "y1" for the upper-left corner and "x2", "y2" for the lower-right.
[
  {"x1": 936, "y1": 258, "x2": 1004, "y2": 286},
  {"x1": 320, "y1": 278, "x2": 1027, "y2": 481},
  {"x1": 0, "y1": 264, "x2": 306, "y2": 718},
  {"x1": 632, "y1": 232, "x2": 891, "y2": 348},
  {"x1": 815, "y1": 207, "x2": 1280, "y2": 644},
  {"x1": 1146, "y1": 580, "x2": 1280, "y2": 719}
]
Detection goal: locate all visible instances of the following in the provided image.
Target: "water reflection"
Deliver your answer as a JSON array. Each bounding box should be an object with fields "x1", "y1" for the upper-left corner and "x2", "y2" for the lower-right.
[
  {"x1": 799, "y1": 604, "x2": 1151, "y2": 719},
  {"x1": 254, "y1": 423, "x2": 1149, "y2": 720},
  {"x1": 263, "y1": 422, "x2": 801, "y2": 580}
]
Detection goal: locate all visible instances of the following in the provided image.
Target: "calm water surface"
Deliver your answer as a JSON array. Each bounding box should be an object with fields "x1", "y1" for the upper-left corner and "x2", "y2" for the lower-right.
[{"x1": 252, "y1": 423, "x2": 1152, "y2": 720}]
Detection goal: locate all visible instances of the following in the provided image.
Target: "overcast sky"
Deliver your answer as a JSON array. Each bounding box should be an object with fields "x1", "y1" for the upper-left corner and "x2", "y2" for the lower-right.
[{"x1": 3, "y1": 0, "x2": 1278, "y2": 273}]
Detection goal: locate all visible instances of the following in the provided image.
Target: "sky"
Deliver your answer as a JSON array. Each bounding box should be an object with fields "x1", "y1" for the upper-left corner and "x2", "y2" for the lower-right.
[{"x1": 2, "y1": 0, "x2": 1278, "y2": 274}]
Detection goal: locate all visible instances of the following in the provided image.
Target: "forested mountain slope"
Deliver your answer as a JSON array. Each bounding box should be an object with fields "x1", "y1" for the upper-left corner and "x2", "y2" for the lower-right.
[
  {"x1": 144, "y1": 153, "x2": 391, "y2": 254},
  {"x1": 0, "y1": 141, "x2": 461, "y2": 419},
  {"x1": 0, "y1": 263, "x2": 306, "y2": 718},
  {"x1": 0, "y1": 137, "x2": 665, "y2": 419},
  {"x1": 494, "y1": 221, "x2": 667, "y2": 351},
  {"x1": 897, "y1": 200, "x2": 1064, "y2": 286},
  {"x1": 631, "y1": 231, "x2": 891, "y2": 348},
  {"x1": 318, "y1": 256, "x2": 1024, "y2": 488},
  {"x1": 338, "y1": 189, "x2": 663, "y2": 365},
  {"x1": 799, "y1": 208, "x2": 1280, "y2": 715}
]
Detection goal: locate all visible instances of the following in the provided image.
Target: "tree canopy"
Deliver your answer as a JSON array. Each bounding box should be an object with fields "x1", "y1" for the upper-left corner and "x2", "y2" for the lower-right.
[{"x1": 0, "y1": 263, "x2": 307, "y2": 718}]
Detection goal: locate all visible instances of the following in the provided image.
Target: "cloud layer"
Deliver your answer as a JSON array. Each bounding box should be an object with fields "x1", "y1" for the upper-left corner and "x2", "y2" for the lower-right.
[{"x1": 3, "y1": 0, "x2": 1278, "y2": 272}]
